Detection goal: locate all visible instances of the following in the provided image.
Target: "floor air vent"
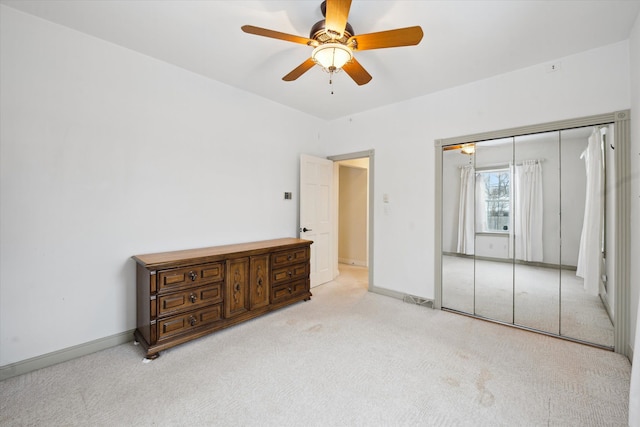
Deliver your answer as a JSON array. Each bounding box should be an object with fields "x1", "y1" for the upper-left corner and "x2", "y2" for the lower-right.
[{"x1": 403, "y1": 295, "x2": 434, "y2": 308}]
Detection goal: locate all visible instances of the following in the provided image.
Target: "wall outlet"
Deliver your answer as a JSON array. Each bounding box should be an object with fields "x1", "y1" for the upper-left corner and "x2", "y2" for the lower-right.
[{"x1": 284, "y1": 192, "x2": 292, "y2": 200}]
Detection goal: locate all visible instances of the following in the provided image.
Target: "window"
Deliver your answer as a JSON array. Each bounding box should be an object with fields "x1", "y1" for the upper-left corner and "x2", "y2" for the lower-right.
[{"x1": 478, "y1": 169, "x2": 510, "y2": 232}]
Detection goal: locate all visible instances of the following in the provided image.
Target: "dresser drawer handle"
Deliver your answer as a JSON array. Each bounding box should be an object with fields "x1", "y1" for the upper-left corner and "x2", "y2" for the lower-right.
[
  {"x1": 257, "y1": 277, "x2": 263, "y2": 296},
  {"x1": 189, "y1": 293, "x2": 197, "y2": 303},
  {"x1": 232, "y1": 275, "x2": 242, "y2": 304},
  {"x1": 288, "y1": 271, "x2": 293, "y2": 277},
  {"x1": 288, "y1": 287, "x2": 292, "y2": 293},
  {"x1": 188, "y1": 316, "x2": 197, "y2": 326},
  {"x1": 188, "y1": 271, "x2": 197, "y2": 281},
  {"x1": 287, "y1": 255, "x2": 293, "y2": 261}
]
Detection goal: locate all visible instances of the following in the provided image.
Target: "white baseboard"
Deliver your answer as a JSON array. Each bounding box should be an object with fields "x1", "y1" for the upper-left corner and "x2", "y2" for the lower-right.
[
  {"x1": 370, "y1": 285, "x2": 406, "y2": 300},
  {"x1": 0, "y1": 329, "x2": 135, "y2": 381}
]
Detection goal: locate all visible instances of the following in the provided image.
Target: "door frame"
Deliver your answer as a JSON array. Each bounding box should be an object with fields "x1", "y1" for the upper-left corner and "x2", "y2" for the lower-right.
[
  {"x1": 328, "y1": 150, "x2": 375, "y2": 291},
  {"x1": 434, "y1": 110, "x2": 631, "y2": 357}
]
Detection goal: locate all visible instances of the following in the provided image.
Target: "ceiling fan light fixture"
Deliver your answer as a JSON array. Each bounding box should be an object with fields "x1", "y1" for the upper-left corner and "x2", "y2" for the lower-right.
[
  {"x1": 311, "y1": 43, "x2": 353, "y2": 72},
  {"x1": 460, "y1": 144, "x2": 476, "y2": 155}
]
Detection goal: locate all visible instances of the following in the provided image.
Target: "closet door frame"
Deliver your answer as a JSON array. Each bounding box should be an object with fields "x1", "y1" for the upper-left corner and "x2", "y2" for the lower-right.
[{"x1": 434, "y1": 110, "x2": 631, "y2": 358}]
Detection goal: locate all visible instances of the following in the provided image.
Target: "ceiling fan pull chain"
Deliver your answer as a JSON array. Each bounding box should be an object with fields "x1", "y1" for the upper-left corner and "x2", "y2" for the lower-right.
[{"x1": 329, "y1": 70, "x2": 334, "y2": 95}]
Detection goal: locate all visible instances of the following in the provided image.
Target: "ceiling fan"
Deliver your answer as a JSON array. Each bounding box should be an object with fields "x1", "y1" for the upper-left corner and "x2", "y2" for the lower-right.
[
  {"x1": 241, "y1": 0, "x2": 423, "y2": 86},
  {"x1": 443, "y1": 144, "x2": 476, "y2": 155}
]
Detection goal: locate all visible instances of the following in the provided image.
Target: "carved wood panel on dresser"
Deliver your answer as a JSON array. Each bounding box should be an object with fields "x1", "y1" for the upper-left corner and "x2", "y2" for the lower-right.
[{"x1": 132, "y1": 238, "x2": 312, "y2": 359}]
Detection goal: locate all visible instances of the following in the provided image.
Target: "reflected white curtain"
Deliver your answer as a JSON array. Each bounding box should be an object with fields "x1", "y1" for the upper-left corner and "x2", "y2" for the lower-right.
[
  {"x1": 576, "y1": 127, "x2": 605, "y2": 296},
  {"x1": 457, "y1": 165, "x2": 475, "y2": 255},
  {"x1": 512, "y1": 161, "x2": 544, "y2": 262}
]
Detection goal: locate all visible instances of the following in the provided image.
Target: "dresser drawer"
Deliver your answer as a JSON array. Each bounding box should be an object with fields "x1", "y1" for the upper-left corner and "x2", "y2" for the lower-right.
[
  {"x1": 272, "y1": 263, "x2": 309, "y2": 286},
  {"x1": 272, "y1": 279, "x2": 308, "y2": 304},
  {"x1": 157, "y1": 262, "x2": 224, "y2": 293},
  {"x1": 271, "y1": 247, "x2": 309, "y2": 268},
  {"x1": 157, "y1": 283, "x2": 223, "y2": 317},
  {"x1": 157, "y1": 304, "x2": 223, "y2": 341}
]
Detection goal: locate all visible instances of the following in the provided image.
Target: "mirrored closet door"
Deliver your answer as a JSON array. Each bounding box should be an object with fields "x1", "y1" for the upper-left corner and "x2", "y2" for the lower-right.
[
  {"x1": 559, "y1": 126, "x2": 615, "y2": 348},
  {"x1": 437, "y1": 112, "x2": 630, "y2": 351},
  {"x1": 512, "y1": 131, "x2": 561, "y2": 335},
  {"x1": 474, "y1": 137, "x2": 515, "y2": 324},
  {"x1": 441, "y1": 145, "x2": 475, "y2": 314}
]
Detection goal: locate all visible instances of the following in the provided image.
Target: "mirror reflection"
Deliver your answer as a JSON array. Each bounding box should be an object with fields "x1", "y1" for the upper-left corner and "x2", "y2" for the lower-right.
[
  {"x1": 441, "y1": 125, "x2": 614, "y2": 348},
  {"x1": 474, "y1": 137, "x2": 514, "y2": 324},
  {"x1": 560, "y1": 126, "x2": 614, "y2": 347},
  {"x1": 513, "y1": 131, "x2": 560, "y2": 335},
  {"x1": 441, "y1": 146, "x2": 474, "y2": 314}
]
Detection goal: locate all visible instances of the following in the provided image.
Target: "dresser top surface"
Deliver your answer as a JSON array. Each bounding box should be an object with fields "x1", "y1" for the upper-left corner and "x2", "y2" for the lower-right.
[{"x1": 132, "y1": 238, "x2": 312, "y2": 270}]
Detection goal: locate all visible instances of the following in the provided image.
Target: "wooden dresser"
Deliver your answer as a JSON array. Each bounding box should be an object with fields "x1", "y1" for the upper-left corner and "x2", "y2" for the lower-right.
[{"x1": 132, "y1": 238, "x2": 312, "y2": 359}]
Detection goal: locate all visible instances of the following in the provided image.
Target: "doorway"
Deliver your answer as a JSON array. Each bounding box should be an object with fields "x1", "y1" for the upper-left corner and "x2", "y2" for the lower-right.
[{"x1": 328, "y1": 150, "x2": 374, "y2": 290}]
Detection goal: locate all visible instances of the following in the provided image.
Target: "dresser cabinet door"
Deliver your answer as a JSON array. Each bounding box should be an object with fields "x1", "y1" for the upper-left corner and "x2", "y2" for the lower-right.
[
  {"x1": 225, "y1": 258, "x2": 249, "y2": 318},
  {"x1": 250, "y1": 255, "x2": 270, "y2": 310}
]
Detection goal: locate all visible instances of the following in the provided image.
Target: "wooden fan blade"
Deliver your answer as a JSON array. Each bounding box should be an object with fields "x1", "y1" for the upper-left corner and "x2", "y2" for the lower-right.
[
  {"x1": 347, "y1": 26, "x2": 424, "y2": 51},
  {"x1": 325, "y1": 0, "x2": 352, "y2": 38},
  {"x1": 241, "y1": 25, "x2": 317, "y2": 46},
  {"x1": 283, "y1": 58, "x2": 316, "y2": 81},
  {"x1": 342, "y1": 57, "x2": 372, "y2": 86}
]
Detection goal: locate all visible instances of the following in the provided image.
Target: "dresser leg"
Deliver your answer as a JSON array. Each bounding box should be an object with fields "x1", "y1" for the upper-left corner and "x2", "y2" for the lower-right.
[{"x1": 142, "y1": 353, "x2": 159, "y2": 363}]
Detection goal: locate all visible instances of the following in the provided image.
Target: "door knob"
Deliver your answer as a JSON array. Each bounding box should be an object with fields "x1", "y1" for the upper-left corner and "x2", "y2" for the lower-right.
[{"x1": 301, "y1": 227, "x2": 312, "y2": 232}]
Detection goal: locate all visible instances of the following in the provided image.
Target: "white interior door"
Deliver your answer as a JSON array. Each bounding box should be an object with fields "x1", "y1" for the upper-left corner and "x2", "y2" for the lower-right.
[{"x1": 300, "y1": 154, "x2": 334, "y2": 287}]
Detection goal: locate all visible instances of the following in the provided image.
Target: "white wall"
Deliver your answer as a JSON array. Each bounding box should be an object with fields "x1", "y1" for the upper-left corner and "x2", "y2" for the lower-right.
[
  {"x1": 629, "y1": 12, "x2": 640, "y2": 352},
  {"x1": 338, "y1": 164, "x2": 368, "y2": 266},
  {"x1": 0, "y1": 6, "x2": 322, "y2": 366},
  {"x1": 319, "y1": 41, "x2": 631, "y2": 300}
]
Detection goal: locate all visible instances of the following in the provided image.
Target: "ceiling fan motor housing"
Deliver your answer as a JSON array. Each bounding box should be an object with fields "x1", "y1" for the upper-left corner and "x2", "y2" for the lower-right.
[{"x1": 310, "y1": 19, "x2": 354, "y2": 45}]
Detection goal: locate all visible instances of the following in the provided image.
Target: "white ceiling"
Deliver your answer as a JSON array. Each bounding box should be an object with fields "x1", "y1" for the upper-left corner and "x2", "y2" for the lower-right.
[{"x1": 2, "y1": 0, "x2": 639, "y2": 120}]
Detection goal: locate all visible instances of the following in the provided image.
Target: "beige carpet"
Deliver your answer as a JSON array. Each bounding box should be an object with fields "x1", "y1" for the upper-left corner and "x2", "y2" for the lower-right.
[{"x1": 0, "y1": 265, "x2": 631, "y2": 426}]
